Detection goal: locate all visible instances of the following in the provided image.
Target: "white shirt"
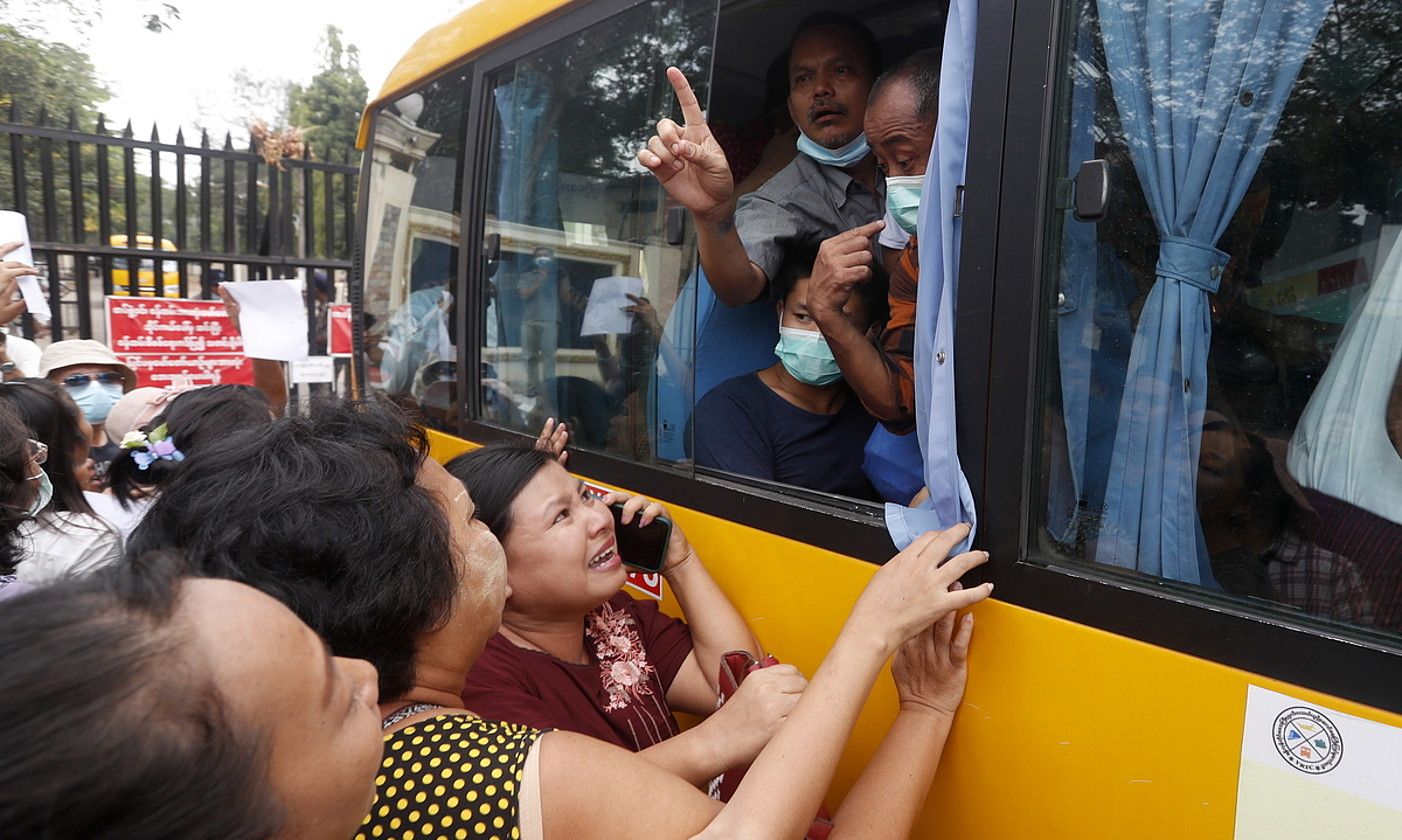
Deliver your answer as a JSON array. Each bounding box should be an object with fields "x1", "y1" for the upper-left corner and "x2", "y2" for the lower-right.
[
  {"x1": 84, "y1": 491, "x2": 151, "y2": 540},
  {"x1": 15, "y1": 511, "x2": 124, "y2": 585},
  {"x1": 1288, "y1": 224, "x2": 1402, "y2": 525}
]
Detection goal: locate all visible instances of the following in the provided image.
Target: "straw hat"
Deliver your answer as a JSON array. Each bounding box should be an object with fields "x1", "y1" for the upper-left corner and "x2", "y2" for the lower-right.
[{"x1": 38, "y1": 339, "x2": 137, "y2": 390}]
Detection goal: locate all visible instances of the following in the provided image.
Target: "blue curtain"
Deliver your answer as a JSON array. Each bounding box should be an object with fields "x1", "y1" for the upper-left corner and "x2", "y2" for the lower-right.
[
  {"x1": 884, "y1": 0, "x2": 978, "y2": 550},
  {"x1": 1092, "y1": 0, "x2": 1332, "y2": 582}
]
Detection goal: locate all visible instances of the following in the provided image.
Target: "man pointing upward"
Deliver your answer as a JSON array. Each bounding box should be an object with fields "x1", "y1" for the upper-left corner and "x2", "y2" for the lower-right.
[{"x1": 638, "y1": 12, "x2": 885, "y2": 309}]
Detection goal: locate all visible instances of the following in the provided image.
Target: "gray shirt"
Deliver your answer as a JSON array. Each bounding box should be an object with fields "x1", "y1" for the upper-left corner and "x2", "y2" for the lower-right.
[{"x1": 735, "y1": 152, "x2": 883, "y2": 288}]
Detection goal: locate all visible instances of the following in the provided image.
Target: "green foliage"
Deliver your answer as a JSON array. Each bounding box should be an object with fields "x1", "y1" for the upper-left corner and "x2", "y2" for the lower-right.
[
  {"x1": 287, "y1": 25, "x2": 369, "y2": 162},
  {"x1": 0, "y1": 23, "x2": 109, "y2": 121}
]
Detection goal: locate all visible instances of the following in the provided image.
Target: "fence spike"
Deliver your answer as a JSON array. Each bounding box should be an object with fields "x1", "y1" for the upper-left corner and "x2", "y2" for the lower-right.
[
  {"x1": 67, "y1": 108, "x2": 79, "y2": 130},
  {"x1": 175, "y1": 127, "x2": 185, "y2": 147},
  {"x1": 122, "y1": 120, "x2": 133, "y2": 139},
  {"x1": 36, "y1": 105, "x2": 49, "y2": 126},
  {"x1": 7, "y1": 98, "x2": 18, "y2": 123},
  {"x1": 223, "y1": 132, "x2": 234, "y2": 151},
  {"x1": 200, "y1": 129, "x2": 210, "y2": 149},
  {"x1": 95, "y1": 113, "x2": 106, "y2": 135},
  {"x1": 150, "y1": 124, "x2": 161, "y2": 143}
]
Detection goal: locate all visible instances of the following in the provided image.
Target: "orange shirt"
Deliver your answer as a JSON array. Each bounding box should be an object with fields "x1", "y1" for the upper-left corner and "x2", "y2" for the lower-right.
[{"x1": 865, "y1": 237, "x2": 918, "y2": 434}]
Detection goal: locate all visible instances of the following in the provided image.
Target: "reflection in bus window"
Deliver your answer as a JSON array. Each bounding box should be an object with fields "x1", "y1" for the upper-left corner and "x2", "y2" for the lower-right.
[
  {"x1": 1037, "y1": 0, "x2": 1402, "y2": 634},
  {"x1": 479, "y1": 0, "x2": 713, "y2": 465},
  {"x1": 361, "y1": 71, "x2": 468, "y2": 429}
]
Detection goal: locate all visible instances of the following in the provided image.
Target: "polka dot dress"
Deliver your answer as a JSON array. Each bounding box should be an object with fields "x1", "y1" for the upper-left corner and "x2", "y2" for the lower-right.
[{"x1": 356, "y1": 715, "x2": 545, "y2": 840}]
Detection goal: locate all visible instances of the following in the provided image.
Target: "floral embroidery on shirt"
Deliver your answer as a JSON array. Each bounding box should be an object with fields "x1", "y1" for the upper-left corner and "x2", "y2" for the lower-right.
[{"x1": 586, "y1": 600, "x2": 657, "y2": 711}]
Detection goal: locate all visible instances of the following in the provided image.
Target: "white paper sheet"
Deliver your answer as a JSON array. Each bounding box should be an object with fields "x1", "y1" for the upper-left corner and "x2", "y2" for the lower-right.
[
  {"x1": 0, "y1": 210, "x2": 51, "y2": 324},
  {"x1": 1235, "y1": 685, "x2": 1402, "y2": 838},
  {"x1": 580, "y1": 276, "x2": 645, "y2": 337},
  {"x1": 290, "y1": 356, "x2": 335, "y2": 384},
  {"x1": 221, "y1": 279, "x2": 309, "y2": 361}
]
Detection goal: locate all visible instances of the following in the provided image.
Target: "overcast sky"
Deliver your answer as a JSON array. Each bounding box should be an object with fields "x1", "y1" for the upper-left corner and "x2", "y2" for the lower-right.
[{"x1": 38, "y1": 0, "x2": 479, "y2": 140}]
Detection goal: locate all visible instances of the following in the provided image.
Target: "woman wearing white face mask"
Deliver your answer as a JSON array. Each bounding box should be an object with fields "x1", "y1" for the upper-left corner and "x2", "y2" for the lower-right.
[
  {"x1": 0, "y1": 380, "x2": 122, "y2": 585},
  {"x1": 38, "y1": 340, "x2": 135, "y2": 489},
  {"x1": 692, "y1": 242, "x2": 887, "y2": 499}
]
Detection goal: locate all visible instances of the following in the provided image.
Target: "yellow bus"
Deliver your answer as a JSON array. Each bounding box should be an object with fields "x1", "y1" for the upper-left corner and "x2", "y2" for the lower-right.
[
  {"x1": 109, "y1": 234, "x2": 181, "y2": 298},
  {"x1": 353, "y1": 0, "x2": 1402, "y2": 835}
]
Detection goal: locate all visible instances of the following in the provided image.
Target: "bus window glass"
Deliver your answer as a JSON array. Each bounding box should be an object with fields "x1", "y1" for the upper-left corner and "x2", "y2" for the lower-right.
[
  {"x1": 479, "y1": 0, "x2": 716, "y2": 466},
  {"x1": 1036, "y1": 0, "x2": 1402, "y2": 635},
  {"x1": 361, "y1": 69, "x2": 469, "y2": 429}
]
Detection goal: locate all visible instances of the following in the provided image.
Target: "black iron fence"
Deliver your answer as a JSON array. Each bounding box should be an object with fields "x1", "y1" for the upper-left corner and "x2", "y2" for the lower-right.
[{"x1": 1, "y1": 105, "x2": 360, "y2": 346}]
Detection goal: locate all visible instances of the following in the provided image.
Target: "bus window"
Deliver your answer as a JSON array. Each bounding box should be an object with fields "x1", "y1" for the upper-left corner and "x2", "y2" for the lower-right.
[
  {"x1": 1036, "y1": 0, "x2": 1402, "y2": 635},
  {"x1": 361, "y1": 69, "x2": 470, "y2": 429},
  {"x1": 477, "y1": 0, "x2": 716, "y2": 467}
]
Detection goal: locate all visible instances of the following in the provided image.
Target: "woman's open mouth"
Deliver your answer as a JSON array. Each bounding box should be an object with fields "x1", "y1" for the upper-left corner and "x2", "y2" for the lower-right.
[{"x1": 588, "y1": 543, "x2": 620, "y2": 571}]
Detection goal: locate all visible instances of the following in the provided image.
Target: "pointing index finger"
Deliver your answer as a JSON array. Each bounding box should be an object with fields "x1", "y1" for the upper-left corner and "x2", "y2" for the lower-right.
[{"x1": 666, "y1": 67, "x2": 705, "y2": 127}]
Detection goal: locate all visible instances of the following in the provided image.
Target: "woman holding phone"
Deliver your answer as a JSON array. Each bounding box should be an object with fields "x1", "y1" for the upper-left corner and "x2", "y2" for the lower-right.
[{"x1": 446, "y1": 442, "x2": 807, "y2": 788}]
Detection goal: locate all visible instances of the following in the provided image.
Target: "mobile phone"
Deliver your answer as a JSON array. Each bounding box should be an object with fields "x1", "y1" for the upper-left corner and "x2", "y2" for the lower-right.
[{"x1": 609, "y1": 502, "x2": 672, "y2": 574}]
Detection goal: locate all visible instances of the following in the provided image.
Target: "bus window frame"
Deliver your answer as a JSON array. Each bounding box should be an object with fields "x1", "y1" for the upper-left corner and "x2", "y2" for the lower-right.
[{"x1": 966, "y1": 0, "x2": 1402, "y2": 713}]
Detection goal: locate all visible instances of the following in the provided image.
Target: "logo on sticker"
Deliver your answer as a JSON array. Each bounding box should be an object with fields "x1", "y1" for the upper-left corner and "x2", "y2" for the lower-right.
[{"x1": 1272, "y1": 706, "x2": 1342, "y2": 774}]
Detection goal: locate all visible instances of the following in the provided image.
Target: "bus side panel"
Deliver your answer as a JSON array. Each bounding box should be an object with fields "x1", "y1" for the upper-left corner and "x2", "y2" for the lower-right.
[{"x1": 427, "y1": 430, "x2": 1402, "y2": 838}]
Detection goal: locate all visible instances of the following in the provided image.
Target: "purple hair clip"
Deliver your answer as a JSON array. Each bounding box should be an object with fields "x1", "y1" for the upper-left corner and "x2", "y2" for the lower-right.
[{"x1": 120, "y1": 423, "x2": 185, "y2": 471}]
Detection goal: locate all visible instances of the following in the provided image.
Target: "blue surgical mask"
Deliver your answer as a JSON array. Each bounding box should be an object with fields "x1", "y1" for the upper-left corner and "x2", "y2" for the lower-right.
[
  {"x1": 796, "y1": 131, "x2": 870, "y2": 169},
  {"x1": 26, "y1": 469, "x2": 52, "y2": 517},
  {"x1": 885, "y1": 174, "x2": 924, "y2": 235},
  {"x1": 775, "y1": 327, "x2": 843, "y2": 386},
  {"x1": 68, "y1": 381, "x2": 124, "y2": 425}
]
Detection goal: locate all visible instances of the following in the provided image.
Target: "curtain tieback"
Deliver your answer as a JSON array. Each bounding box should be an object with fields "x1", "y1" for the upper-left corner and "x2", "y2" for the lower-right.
[{"x1": 1155, "y1": 235, "x2": 1230, "y2": 294}]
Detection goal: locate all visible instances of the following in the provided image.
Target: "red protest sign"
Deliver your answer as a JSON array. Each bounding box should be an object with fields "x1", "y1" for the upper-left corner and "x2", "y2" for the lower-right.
[
  {"x1": 624, "y1": 571, "x2": 664, "y2": 601},
  {"x1": 105, "y1": 297, "x2": 251, "y2": 388},
  {"x1": 124, "y1": 354, "x2": 255, "y2": 388},
  {"x1": 328, "y1": 303, "x2": 353, "y2": 357}
]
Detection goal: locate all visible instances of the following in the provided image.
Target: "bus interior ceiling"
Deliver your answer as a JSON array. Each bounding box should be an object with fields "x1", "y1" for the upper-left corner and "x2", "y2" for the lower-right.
[{"x1": 710, "y1": 0, "x2": 948, "y2": 126}]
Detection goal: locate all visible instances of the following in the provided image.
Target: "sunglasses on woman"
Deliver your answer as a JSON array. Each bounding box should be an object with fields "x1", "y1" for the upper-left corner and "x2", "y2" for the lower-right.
[
  {"x1": 62, "y1": 372, "x2": 124, "y2": 388},
  {"x1": 27, "y1": 438, "x2": 47, "y2": 467}
]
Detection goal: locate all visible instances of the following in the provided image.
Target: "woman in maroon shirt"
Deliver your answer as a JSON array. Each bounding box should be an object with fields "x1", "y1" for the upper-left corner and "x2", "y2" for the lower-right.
[{"x1": 447, "y1": 442, "x2": 808, "y2": 787}]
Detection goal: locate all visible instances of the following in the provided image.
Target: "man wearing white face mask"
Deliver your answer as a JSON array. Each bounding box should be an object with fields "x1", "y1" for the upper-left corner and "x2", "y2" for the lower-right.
[
  {"x1": 808, "y1": 50, "x2": 939, "y2": 435},
  {"x1": 691, "y1": 245, "x2": 886, "y2": 500},
  {"x1": 39, "y1": 340, "x2": 136, "y2": 488},
  {"x1": 639, "y1": 12, "x2": 885, "y2": 310}
]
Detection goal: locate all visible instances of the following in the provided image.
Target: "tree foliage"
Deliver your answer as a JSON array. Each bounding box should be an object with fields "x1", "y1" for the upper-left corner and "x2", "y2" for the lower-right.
[
  {"x1": 0, "y1": 23, "x2": 109, "y2": 121},
  {"x1": 0, "y1": 0, "x2": 179, "y2": 35},
  {"x1": 287, "y1": 25, "x2": 369, "y2": 162}
]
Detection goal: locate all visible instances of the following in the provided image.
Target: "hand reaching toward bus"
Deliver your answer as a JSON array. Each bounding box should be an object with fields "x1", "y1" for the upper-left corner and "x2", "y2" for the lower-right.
[
  {"x1": 535, "y1": 417, "x2": 570, "y2": 466},
  {"x1": 808, "y1": 220, "x2": 885, "y2": 329},
  {"x1": 0, "y1": 241, "x2": 37, "y2": 326},
  {"x1": 892, "y1": 597, "x2": 973, "y2": 718},
  {"x1": 849, "y1": 524, "x2": 992, "y2": 653},
  {"x1": 705, "y1": 664, "x2": 807, "y2": 768},
  {"x1": 638, "y1": 67, "x2": 736, "y2": 224}
]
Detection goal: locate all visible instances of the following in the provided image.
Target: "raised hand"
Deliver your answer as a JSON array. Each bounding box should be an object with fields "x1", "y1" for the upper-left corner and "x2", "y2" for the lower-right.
[
  {"x1": 603, "y1": 489, "x2": 695, "y2": 576},
  {"x1": 637, "y1": 67, "x2": 735, "y2": 223},
  {"x1": 849, "y1": 524, "x2": 992, "y2": 653},
  {"x1": 808, "y1": 219, "x2": 885, "y2": 325},
  {"x1": 216, "y1": 286, "x2": 242, "y2": 334},
  {"x1": 534, "y1": 417, "x2": 570, "y2": 465},
  {"x1": 0, "y1": 241, "x2": 37, "y2": 326}
]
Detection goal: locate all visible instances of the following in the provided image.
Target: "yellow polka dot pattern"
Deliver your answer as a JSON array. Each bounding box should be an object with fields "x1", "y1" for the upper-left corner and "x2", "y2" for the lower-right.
[{"x1": 356, "y1": 715, "x2": 543, "y2": 840}]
